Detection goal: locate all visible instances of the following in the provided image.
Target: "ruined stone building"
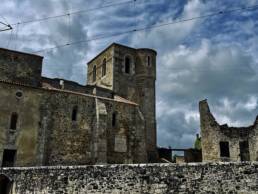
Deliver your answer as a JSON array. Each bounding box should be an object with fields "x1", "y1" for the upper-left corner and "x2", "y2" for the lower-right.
[
  {"x1": 200, "y1": 99, "x2": 258, "y2": 162},
  {"x1": 0, "y1": 43, "x2": 157, "y2": 167}
]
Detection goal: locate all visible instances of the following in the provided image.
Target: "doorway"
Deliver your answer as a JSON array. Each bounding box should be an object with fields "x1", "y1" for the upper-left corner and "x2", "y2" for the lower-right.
[
  {"x1": 239, "y1": 141, "x2": 250, "y2": 161},
  {"x1": 0, "y1": 174, "x2": 12, "y2": 194},
  {"x1": 1, "y1": 149, "x2": 16, "y2": 167}
]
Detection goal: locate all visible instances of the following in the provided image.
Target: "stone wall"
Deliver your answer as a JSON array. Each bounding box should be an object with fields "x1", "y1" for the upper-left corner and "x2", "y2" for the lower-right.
[
  {"x1": 0, "y1": 83, "x2": 42, "y2": 166},
  {"x1": 87, "y1": 43, "x2": 158, "y2": 161},
  {"x1": 87, "y1": 45, "x2": 114, "y2": 90},
  {"x1": 1, "y1": 162, "x2": 258, "y2": 193},
  {"x1": 0, "y1": 48, "x2": 43, "y2": 87},
  {"x1": 200, "y1": 99, "x2": 258, "y2": 162},
  {"x1": 0, "y1": 81, "x2": 147, "y2": 166}
]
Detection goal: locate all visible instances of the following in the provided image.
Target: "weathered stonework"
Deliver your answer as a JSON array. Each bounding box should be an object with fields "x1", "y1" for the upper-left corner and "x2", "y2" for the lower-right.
[
  {"x1": 87, "y1": 43, "x2": 157, "y2": 161},
  {"x1": 0, "y1": 43, "x2": 154, "y2": 166},
  {"x1": 0, "y1": 48, "x2": 42, "y2": 87},
  {"x1": 200, "y1": 99, "x2": 258, "y2": 162},
  {"x1": 1, "y1": 162, "x2": 258, "y2": 193}
]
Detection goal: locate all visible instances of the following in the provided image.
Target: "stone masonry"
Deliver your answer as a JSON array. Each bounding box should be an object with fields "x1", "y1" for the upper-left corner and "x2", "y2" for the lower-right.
[
  {"x1": 87, "y1": 43, "x2": 157, "y2": 161},
  {"x1": 1, "y1": 162, "x2": 258, "y2": 193},
  {"x1": 200, "y1": 99, "x2": 258, "y2": 162},
  {"x1": 0, "y1": 43, "x2": 157, "y2": 166}
]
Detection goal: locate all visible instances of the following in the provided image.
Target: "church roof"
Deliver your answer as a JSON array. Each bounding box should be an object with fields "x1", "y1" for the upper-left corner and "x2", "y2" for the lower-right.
[{"x1": 0, "y1": 79, "x2": 138, "y2": 106}]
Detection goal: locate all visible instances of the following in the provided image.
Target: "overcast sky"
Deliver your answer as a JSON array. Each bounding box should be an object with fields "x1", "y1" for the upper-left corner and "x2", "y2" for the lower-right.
[{"x1": 0, "y1": 0, "x2": 258, "y2": 148}]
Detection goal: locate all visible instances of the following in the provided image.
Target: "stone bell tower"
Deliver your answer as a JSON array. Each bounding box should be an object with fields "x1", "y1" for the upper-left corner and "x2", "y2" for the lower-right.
[{"x1": 87, "y1": 43, "x2": 157, "y2": 161}]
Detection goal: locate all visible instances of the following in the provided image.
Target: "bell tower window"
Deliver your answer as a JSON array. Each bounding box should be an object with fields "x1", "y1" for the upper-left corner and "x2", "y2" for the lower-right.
[
  {"x1": 147, "y1": 56, "x2": 151, "y2": 67},
  {"x1": 125, "y1": 56, "x2": 131, "y2": 74},
  {"x1": 102, "y1": 58, "x2": 106, "y2": 77},
  {"x1": 93, "y1": 65, "x2": 96, "y2": 82}
]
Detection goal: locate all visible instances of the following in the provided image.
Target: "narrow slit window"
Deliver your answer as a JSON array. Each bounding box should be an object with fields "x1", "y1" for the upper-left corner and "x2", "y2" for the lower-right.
[
  {"x1": 112, "y1": 112, "x2": 117, "y2": 127},
  {"x1": 147, "y1": 56, "x2": 151, "y2": 67},
  {"x1": 93, "y1": 66, "x2": 96, "y2": 82},
  {"x1": 125, "y1": 57, "x2": 131, "y2": 74},
  {"x1": 72, "y1": 106, "x2": 78, "y2": 121},
  {"x1": 102, "y1": 59, "x2": 106, "y2": 77},
  {"x1": 220, "y1": 141, "x2": 230, "y2": 157},
  {"x1": 10, "y1": 113, "x2": 18, "y2": 130}
]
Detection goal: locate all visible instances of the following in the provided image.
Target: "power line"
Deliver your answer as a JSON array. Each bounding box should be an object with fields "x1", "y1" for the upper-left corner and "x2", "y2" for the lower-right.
[
  {"x1": 10, "y1": 0, "x2": 138, "y2": 26},
  {"x1": 0, "y1": 21, "x2": 12, "y2": 32},
  {"x1": 33, "y1": 3, "x2": 258, "y2": 53}
]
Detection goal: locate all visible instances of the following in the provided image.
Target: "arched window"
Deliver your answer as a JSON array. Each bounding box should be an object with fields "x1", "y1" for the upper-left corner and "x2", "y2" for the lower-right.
[
  {"x1": 147, "y1": 56, "x2": 151, "y2": 67},
  {"x1": 0, "y1": 174, "x2": 12, "y2": 194},
  {"x1": 102, "y1": 58, "x2": 106, "y2": 77},
  {"x1": 125, "y1": 56, "x2": 131, "y2": 74},
  {"x1": 112, "y1": 112, "x2": 117, "y2": 127},
  {"x1": 92, "y1": 66, "x2": 96, "y2": 82},
  {"x1": 10, "y1": 113, "x2": 18, "y2": 130},
  {"x1": 72, "y1": 106, "x2": 78, "y2": 121}
]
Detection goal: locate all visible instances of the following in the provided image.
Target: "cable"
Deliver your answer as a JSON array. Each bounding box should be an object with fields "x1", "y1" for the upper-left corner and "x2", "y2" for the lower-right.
[
  {"x1": 10, "y1": 0, "x2": 137, "y2": 26},
  {"x1": 0, "y1": 21, "x2": 12, "y2": 32},
  {"x1": 32, "y1": 3, "x2": 258, "y2": 53}
]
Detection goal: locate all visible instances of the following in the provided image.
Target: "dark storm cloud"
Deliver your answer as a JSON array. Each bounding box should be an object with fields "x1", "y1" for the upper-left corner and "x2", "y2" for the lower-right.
[{"x1": 0, "y1": 0, "x2": 258, "y2": 148}]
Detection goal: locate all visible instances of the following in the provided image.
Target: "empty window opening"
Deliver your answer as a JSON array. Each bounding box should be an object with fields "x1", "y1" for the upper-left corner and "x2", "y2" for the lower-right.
[
  {"x1": 147, "y1": 56, "x2": 151, "y2": 67},
  {"x1": 125, "y1": 57, "x2": 131, "y2": 74},
  {"x1": 93, "y1": 66, "x2": 96, "y2": 82},
  {"x1": 1, "y1": 149, "x2": 16, "y2": 167},
  {"x1": 0, "y1": 174, "x2": 12, "y2": 194},
  {"x1": 72, "y1": 106, "x2": 78, "y2": 121},
  {"x1": 220, "y1": 141, "x2": 230, "y2": 158},
  {"x1": 112, "y1": 113, "x2": 117, "y2": 127},
  {"x1": 239, "y1": 141, "x2": 250, "y2": 161},
  {"x1": 10, "y1": 113, "x2": 18, "y2": 130},
  {"x1": 102, "y1": 58, "x2": 106, "y2": 77}
]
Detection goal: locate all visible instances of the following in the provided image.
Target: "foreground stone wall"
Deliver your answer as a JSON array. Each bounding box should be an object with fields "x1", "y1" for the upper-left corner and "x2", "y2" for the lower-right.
[{"x1": 1, "y1": 162, "x2": 258, "y2": 194}]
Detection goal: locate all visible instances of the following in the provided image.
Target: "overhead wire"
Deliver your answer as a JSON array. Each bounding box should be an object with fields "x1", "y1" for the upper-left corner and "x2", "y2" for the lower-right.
[
  {"x1": 32, "y1": 3, "x2": 258, "y2": 53},
  {"x1": 10, "y1": 0, "x2": 138, "y2": 26},
  {"x1": 0, "y1": 21, "x2": 12, "y2": 32}
]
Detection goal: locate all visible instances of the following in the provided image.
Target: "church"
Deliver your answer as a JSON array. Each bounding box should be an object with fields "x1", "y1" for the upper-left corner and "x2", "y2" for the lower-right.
[{"x1": 0, "y1": 43, "x2": 157, "y2": 166}]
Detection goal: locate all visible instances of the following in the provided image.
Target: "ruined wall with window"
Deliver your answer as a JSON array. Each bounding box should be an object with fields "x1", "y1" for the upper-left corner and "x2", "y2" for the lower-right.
[{"x1": 199, "y1": 99, "x2": 258, "y2": 162}]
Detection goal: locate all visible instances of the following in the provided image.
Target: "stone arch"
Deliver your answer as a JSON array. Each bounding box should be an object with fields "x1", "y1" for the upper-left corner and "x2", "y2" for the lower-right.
[{"x1": 0, "y1": 174, "x2": 12, "y2": 194}]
